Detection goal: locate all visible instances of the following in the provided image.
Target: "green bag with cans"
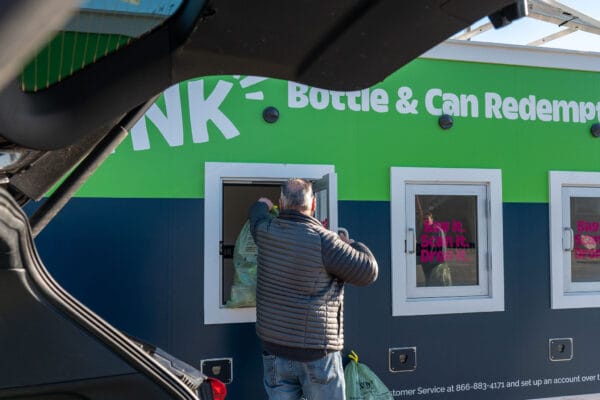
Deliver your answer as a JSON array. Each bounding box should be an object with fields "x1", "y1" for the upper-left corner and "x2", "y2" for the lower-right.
[{"x1": 345, "y1": 351, "x2": 393, "y2": 400}]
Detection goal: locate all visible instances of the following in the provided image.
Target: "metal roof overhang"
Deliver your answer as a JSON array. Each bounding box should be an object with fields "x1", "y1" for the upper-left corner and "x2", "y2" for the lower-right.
[{"x1": 456, "y1": 0, "x2": 600, "y2": 46}]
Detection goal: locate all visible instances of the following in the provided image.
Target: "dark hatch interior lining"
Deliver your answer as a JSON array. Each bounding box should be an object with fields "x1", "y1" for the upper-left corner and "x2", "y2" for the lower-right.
[{"x1": 0, "y1": 0, "x2": 518, "y2": 151}]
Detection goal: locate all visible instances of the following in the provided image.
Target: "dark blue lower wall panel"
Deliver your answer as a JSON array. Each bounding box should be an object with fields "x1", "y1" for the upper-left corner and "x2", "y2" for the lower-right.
[{"x1": 29, "y1": 199, "x2": 600, "y2": 399}]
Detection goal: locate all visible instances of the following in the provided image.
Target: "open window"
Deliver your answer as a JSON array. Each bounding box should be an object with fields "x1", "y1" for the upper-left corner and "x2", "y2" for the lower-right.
[
  {"x1": 549, "y1": 171, "x2": 600, "y2": 309},
  {"x1": 204, "y1": 162, "x2": 337, "y2": 324},
  {"x1": 391, "y1": 167, "x2": 504, "y2": 316}
]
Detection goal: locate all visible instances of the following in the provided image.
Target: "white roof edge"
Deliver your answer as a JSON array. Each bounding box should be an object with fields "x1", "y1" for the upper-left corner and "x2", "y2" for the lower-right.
[{"x1": 420, "y1": 39, "x2": 600, "y2": 72}]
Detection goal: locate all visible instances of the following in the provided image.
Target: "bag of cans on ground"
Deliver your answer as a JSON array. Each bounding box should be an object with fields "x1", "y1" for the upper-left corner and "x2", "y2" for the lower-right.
[
  {"x1": 430, "y1": 263, "x2": 452, "y2": 286},
  {"x1": 345, "y1": 351, "x2": 393, "y2": 400}
]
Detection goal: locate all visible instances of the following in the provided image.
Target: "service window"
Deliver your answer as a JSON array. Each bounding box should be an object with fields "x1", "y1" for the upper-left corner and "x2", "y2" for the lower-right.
[
  {"x1": 204, "y1": 162, "x2": 337, "y2": 324},
  {"x1": 549, "y1": 171, "x2": 600, "y2": 309},
  {"x1": 391, "y1": 167, "x2": 504, "y2": 316}
]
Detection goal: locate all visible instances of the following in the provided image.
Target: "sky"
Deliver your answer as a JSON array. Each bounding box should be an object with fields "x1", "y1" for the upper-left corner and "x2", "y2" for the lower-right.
[
  {"x1": 81, "y1": 0, "x2": 183, "y2": 16},
  {"x1": 455, "y1": 0, "x2": 600, "y2": 52}
]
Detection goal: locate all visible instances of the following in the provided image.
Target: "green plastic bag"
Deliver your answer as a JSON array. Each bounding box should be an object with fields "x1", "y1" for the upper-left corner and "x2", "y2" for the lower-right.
[
  {"x1": 345, "y1": 351, "x2": 393, "y2": 400},
  {"x1": 225, "y1": 207, "x2": 278, "y2": 308},
  {"x1": 430, "y1": 263, "x2": 452, "y2": 286},
  {"x1": 225, "y1": 220, "x2": 258, "y2": 308}
]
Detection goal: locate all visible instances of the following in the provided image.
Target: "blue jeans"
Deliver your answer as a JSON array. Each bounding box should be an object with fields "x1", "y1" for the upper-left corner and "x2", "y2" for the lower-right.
[{"x1": 262, "y1": 351, "x2": 345, "y2": 400}]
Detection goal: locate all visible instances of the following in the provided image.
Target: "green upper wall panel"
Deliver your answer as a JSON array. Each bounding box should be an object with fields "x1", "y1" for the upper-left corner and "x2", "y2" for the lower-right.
[
  {"x1": 75, "y1": 56, "x2": 600, "y2": 202},
  {"x1": 21, "y1": 0, "x2": 184, "y2": 92},
  {"x1": 21, "y1": 32, "x2": 130, "y2": 92}
]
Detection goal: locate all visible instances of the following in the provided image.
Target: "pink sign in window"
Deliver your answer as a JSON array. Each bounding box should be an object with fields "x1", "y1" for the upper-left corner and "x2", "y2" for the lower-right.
[
  {"x1": 415, "y1": 195, "x2": 479, "y2": 287},
  {"x1": 570, "y1": 197, "x2": 600, "y2": 282}
]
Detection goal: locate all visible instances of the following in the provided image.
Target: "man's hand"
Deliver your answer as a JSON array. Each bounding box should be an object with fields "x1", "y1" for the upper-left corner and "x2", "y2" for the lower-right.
[
  {"x1": 338, "y1": 228, "x2": 355, "y2": 244},
  {"x1": 339, "y1": 233, "x2": 355, "y2": 244},
  {"x1": 258, "y1": 197, "x2": 274, "y2": 210}
]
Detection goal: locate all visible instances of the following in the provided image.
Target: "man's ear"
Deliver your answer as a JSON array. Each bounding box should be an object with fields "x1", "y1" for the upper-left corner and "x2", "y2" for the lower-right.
[{"x1": 311, "y1": 197, "x2": 316, "y2": 212}]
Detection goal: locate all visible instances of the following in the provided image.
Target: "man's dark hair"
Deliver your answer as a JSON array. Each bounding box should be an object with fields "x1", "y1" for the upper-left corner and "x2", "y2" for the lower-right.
[{"x1": 280, "y1": 178, "x2": 313, "y2": 211}]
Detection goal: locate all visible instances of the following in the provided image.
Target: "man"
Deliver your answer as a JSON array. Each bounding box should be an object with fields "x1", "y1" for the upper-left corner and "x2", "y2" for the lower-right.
[{"x1": 249, "y1": 178, "x2": 378, "y2": 400}]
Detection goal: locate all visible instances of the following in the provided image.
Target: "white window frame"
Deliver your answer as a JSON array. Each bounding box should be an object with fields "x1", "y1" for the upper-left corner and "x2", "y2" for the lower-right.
[
  {"x1": 549, "y1": 171, "x2": 600, "y2": 309},
  {"x1": 204, "y1": 162, "x2": 337, "y2": 325},
  {"x1": 391, "y1": 167, "x2": 504, "y2": 316}
]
